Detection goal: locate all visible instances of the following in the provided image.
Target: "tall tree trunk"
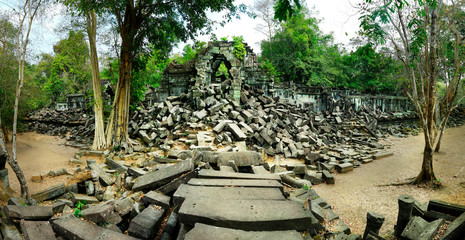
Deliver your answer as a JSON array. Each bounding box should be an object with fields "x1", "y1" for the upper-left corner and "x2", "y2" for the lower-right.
[
  {"x1": 414, "y1": 144, "x2": 436, "y2": 183},
  {"x1": 113, "y1": 48, "x2": 132, "y2": 148},
  {"x1": 86, "y1": 11, "x2": 107, "y2": 150}
]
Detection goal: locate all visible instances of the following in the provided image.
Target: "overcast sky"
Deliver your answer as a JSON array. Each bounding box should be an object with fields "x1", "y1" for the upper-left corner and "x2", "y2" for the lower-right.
[{"x1": 1, "y1": 0, "x2": 363, "y2": 58}]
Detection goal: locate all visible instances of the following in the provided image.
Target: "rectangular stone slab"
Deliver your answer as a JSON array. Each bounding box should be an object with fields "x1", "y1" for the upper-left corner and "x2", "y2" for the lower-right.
[
  {"x1": 132, "y1": 159, "x2": 193, "y2": 192},
  {"x1": 4, "y1": 205, "x2": 53, "y2": 221},
  {"x1": 52, "y1": 216, "x2": 138, "y2": 240},
  {"x1": 187, "y1": 178, "x2": 283, "y2": 191},
  {"x1": 173, "y1": 184, "x2": 285, "y2": 206},
  {"x1": 184, "y1": 223, "x2": 304, "y2": 240},
  {"x1": 31, "y1": 183, "x2": 65, "y2": 202},
  {"x1": 20, "y1": 220, "x2": 57, "y2": 240},
  {"x1": 198, "y1": 169, "x2": 281, "y2": 181},
  {"x1": 178, "y1": 198, "x2": 315, "y2": 231}
]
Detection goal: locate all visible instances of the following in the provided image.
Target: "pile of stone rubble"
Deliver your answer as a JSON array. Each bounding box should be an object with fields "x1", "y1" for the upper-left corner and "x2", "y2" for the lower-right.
[{"x1": 2, "y1": 148, "x2": 464, "y2": 240}]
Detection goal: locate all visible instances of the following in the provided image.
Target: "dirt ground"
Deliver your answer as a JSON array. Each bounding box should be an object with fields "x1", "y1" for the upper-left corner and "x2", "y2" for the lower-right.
[
  {"x1": 5, "y1": 132, "x2": 79, "y2": 194},
  {"x1": 313, "y1": 124, "x2": 465, "y2": 236}
]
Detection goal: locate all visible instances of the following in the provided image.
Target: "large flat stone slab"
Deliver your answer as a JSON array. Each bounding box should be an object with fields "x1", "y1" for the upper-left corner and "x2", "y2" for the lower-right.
[
  {"x1": 187, "y1": 178, "x2": 283, "y2": 191},
  {"x1": 132, "y1": 159, "x2": 194, "y2": 192},
  {"x1": 4, "y1": 205, "x2": 53, "y2": 221},
  {"x1": 184, "y1": 223, "x2": 303, "y2": 240},
  {"x1": 52, "y1": 216, "x2": 138, "y2": 240},
  {"x1": 198, "y1": 169, "x2": 281, "y2": 181},
  {"x1": 178, "y1": 198, "x2": 315, "y2": 231},
  {"x1": 20, "y1": 220, "x2": 57, "y2": 240},
  {"x1": 173, "y1": 184, "x2": 285, "y2": 206}
]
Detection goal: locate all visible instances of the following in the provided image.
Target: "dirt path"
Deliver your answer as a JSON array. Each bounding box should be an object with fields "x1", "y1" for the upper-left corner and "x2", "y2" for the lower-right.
[
  {"x1": 5, "y1": 132, "x2": 79, "y2": 194},
  {"x1": 313, "y1": 125, "x2": 465, "y2": 236}
]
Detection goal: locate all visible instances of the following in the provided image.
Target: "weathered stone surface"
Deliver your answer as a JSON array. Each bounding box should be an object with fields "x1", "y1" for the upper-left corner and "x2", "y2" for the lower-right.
[
  {"x1": 89, "y1": 163, "x2": 115, "y2": 186},
  {"x1": 322, "y1": 170, "x2": 335, "y2": 184},
  {"x1": 81, "y1": 203, "x2": 114, "y2": 223},
  {"x1": 20, "y1": 220, "x2": 57, "y2": 240},
  {"x1": 85, "y1": 181, "x2": 94, "y2": 195},
  {"x1": 105, "y1": 158, "x2": 128, "y2": 172},
  {"x1": 71, "y1": 193, "x2": 99, "y2": 205},
  {"x1": 132, "y1": 159, "x2": 194, "y2": 192},
  {"x1": 128, "y1": 205, "x2": 165, "y2": 240},
  {"x1": 31, "y1": 183, "x2": 65, "y2": 202},
  {"x1": 417, "y1": 218, "x2": 443, "y2": 240},
  {"x1": 141, "y1": 191, "x2": 171, "y2": 210},
  {"x1": 198, "y1": 169, "x2": 281, "y2": 181},
  {"x1": 114, "y1": 197, "x2": 134, "y2": 216},
  {"x1": 184, "y1": 223, "x2": 304, "y2": 240},
  {"x1": 187, "y1": 178, "x2": 283, "y2": 191},
  {"x1": 173, "y1": 184, "x2": 285, "y2": 206},
  {"x1": 52, "y1": 216, "x2": 138, "y2": 240},
  {"x1": 442, "y1": 212, "x2": 465, "y2": 240},
  {"x1": 336, "y1": 163, "x2": 354, "y2": 173},
  {"x1": 178, "y1": 198, "x2": 315, "y2": 231},
  {"x1": 401, "y1": 216, "x2": 429, "y2": 240},
  {"x1": 4, "y1": 205, "x2": 53, "y2": 221},
  {"x1": 228, "y1": 123, "x2": 247, "y2": 140},
  {"x1": 202, "y1": 151, "x2": 263, "y2": 166},
  {"x1": 372, "y1": 151, "x2": 393, "y2": 160},
  {"x1": 1, "y1": 223, "x2": 23, "y2": 240},
  {"x1": 156, "y1": 170, "x2": 197, "y2": 195}
]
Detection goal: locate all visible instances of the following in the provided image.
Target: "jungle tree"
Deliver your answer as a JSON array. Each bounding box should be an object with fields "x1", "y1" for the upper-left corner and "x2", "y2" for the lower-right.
[{"x1": 360, "y1": 0, "x2": 465, "y2": 183}]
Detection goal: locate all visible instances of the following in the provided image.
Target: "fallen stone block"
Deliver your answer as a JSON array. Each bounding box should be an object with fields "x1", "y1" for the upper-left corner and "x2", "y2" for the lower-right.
[
  {"x1": 128, "y1": 205, "x2": 165, "y2": 240},
  {"x1": 228, "y1": 123, "x2": 247, "y2": 140},
  {"x1": 198, "y1": 169, "x2": 281, "y2": 181},
  {"x1": 141, "y1": 191, "x2": 171, "y2": 210},
  {"x1": 31, "y1": 183, "x2": 65, "y2": 202},
  {"x1": 401, "y1": 216, "x2": 429, "y2": 240},
  {"x1": 156, "y1": 170, "x2": 197, "y2": 195},
  {"x1": 372, "y1": 152, "x2": 393, "y2": 160},
  {"x1": 128, "y1": 167, "x2": 147, "y2": 177},
  {"x1": 4, "y1": 205, "x2": 53, "y2": 221},
  {"x1": 31, "y1": 175, "x2": 41, "y2": 183},
  {"x1": 442, "y1": 212, "x2": 465, "y2": 240},
  {"x1": 20, "y1": 220, "x2": 57, "y2": 240},
  {"x1": 187, "y1": 178, "x2": 283, "y2": 191},
  {"x1": 184, "y1": 223, "x2": 304, "y2": 240},
  {"x1": 427, "y1": 199, "x2": 465, "y2": 217},
  {"x1": 81, "y1": 203, "x2": 114, "y2": 223},
  {"x1": 114, "y1": 197, "x2": 134, "y2": 216},
  {"x1": 322, "y1": 170, "x2": 335, "y2": 184},
  {"x1": 89, "y1": 163, "x2": 115, "y2": 186},
  {"x1": 132, "y1": 159, "x2": 194, "y2": 192},
  {"x1": 52, "y1": 215, "x2": 138, "y2": 240},
  {"x1": 105, "y1": 158, "x2": 128, "y2": 173},
  {"x1": 71, "y1": 193, "x2": 99, "y2": 205},
  {"x1": 202, "y1": 151, "x2": 264, "y2": 167},
  {"x1": 178, "y1": 198, "x2": 316, "y2": 231},
  {"x1": 173, "y1": 184, "x2": 285, "y2": 206},
  {"x1": 49, "y1": 168, "x2": 67, "y2": 177},
  {"x1": 1, "y1": 223, "x2": 23, "y2": 240},
  {"x1": 336, "y1": 163, "x2": 354, "y2": 173}
]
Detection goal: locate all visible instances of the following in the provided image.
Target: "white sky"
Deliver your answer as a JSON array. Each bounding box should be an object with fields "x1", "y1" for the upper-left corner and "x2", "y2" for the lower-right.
[
  {"x1": 1, "y1": 0, "x2": 364, "y2": 58},
  {"x1": 176, "y1": 0, "x2": 363, "y2": 54}
]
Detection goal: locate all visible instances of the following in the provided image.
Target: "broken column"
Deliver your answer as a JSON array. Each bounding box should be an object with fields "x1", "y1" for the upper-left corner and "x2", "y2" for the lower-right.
[
  {"x1": 362, "y1": 212, "x2": 385, "y2": 240},
  {"x1": 395, "y1": 195, "x2": 415, "y2": 237}
]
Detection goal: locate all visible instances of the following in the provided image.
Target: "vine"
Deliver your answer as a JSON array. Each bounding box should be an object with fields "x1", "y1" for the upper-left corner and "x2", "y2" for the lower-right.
[{"x1": 232, "y1": 36, "x2": 246, "y2": 61}]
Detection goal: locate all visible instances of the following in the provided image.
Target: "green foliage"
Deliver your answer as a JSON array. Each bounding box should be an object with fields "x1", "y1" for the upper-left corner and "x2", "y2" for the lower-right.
[
  {"x1": 342, "y1": 43, "x2": 404, "y2": 93},
  {"x1": 73, "y1": 200, "x2": 86, "y2": 218},
  {"x1": 259, "y1": 58, "x2": 280, "y2": 82},
  {"x1": 220, "y1": 36, "x2": 229, "y2": 41},
  {"x1": 261, "y1": 8, "x2": 346, "y2": 87},
  {"x1": 232, "y1": 36, "x2": 246, "y2": 61},
  {"x1": 35, "y1": 30, "x2": 91, "y2": 103},
  {"x1": 216, "y1": 62, "x2": 230, "y2": 79},
  {"x1": 274, "y1": 0, "x2": 302, "y2": 22},
  {"x1": 302, "y1": 184, "x2": 310, "y2": 191}
]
